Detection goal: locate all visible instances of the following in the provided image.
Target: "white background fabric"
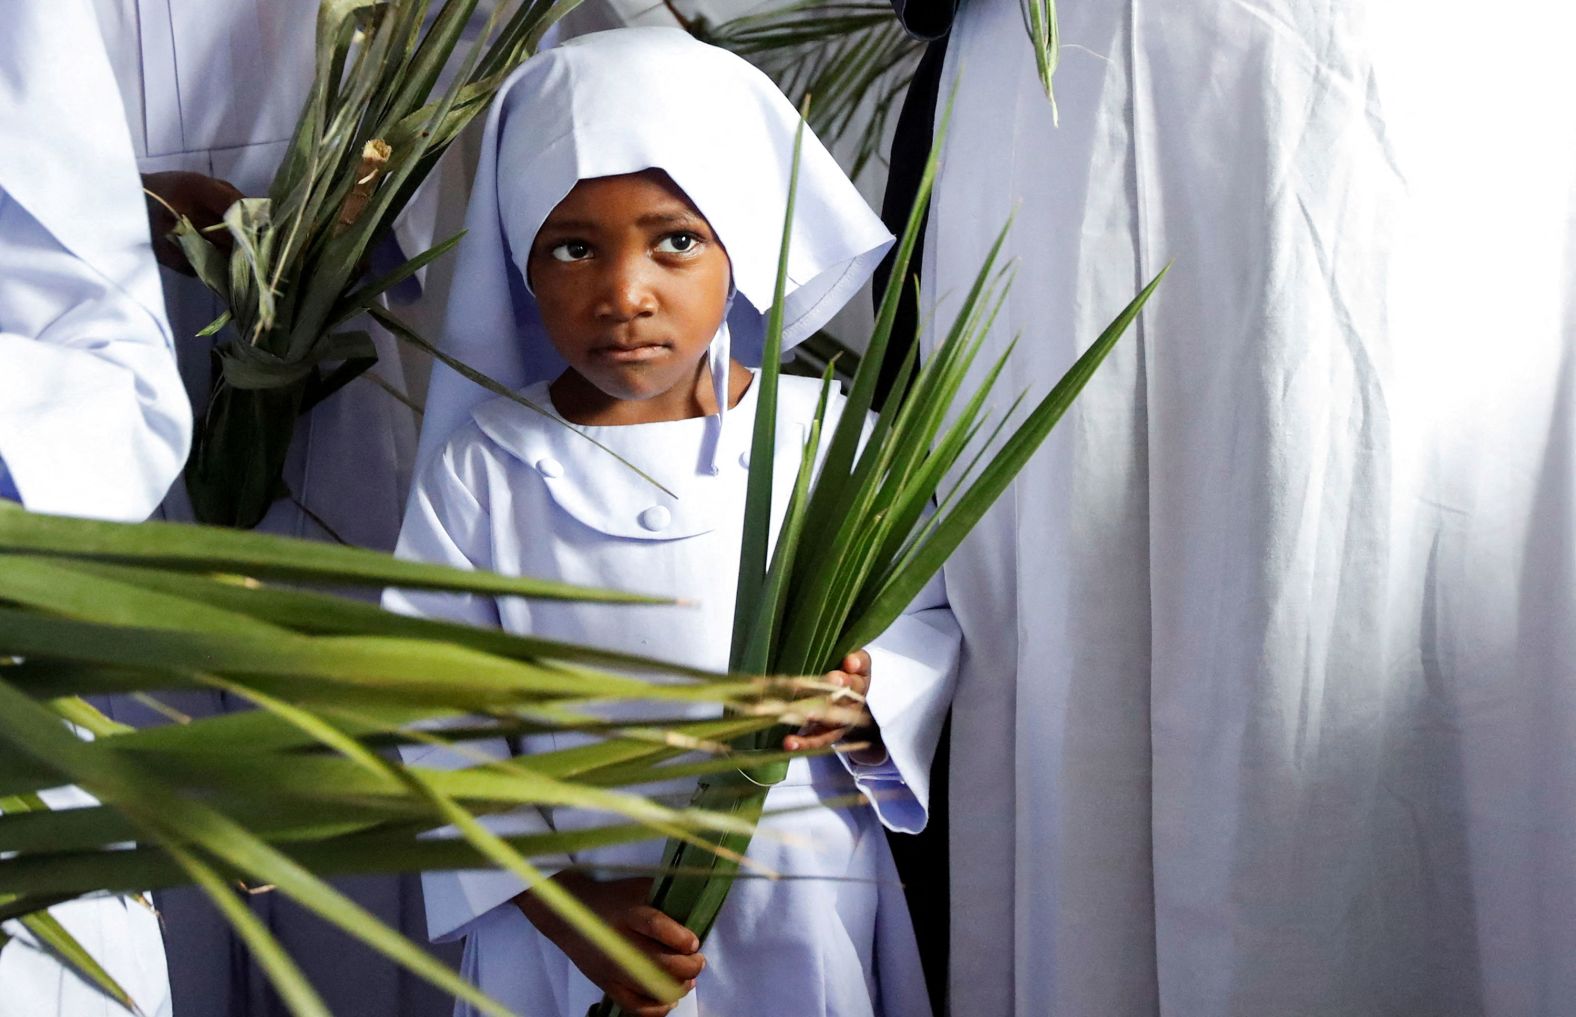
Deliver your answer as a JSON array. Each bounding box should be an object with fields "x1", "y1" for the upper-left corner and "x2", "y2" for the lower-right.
[{"x1": 928, "y1": 1, "x2": 1576, "y2": 1014}]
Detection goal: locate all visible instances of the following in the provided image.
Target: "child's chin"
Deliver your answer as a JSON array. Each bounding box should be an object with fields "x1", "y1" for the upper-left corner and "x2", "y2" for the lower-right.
[{"x1": 586, "y1": 371, "x2": 679, "y2": 404}]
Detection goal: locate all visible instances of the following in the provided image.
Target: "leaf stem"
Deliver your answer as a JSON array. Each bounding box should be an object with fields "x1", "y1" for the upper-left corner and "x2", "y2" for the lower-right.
[{"x1": 662, "y1": 0, "x2": 695, "y2": 33}]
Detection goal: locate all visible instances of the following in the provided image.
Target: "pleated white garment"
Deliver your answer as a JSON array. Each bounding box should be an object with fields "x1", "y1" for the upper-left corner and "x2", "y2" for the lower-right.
[{"x1": 927, "y1": 1, "x2": 1576, "y2": 1015}]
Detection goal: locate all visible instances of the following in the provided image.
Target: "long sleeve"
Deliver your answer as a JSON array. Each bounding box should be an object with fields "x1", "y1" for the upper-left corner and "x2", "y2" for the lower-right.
[
  {"x1": 818, "y1": 400, "x2": 961, "y2": 834},
  {"x1": 0, "y1": 0, "x2": 191, "y2": 524},
  {"x1": 841, "y1": 571, "x2": 960, "y2": 834},
  {"x1": 0, "y1": 190, "x2": 190, "y2": 521},
  {"x1": 384, "y1": 436, "x2": 568, "y2": 943}
]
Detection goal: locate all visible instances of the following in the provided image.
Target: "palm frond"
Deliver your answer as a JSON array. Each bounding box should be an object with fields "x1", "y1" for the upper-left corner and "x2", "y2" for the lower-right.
[
  {"x1": 1019, "y1": 0, "x2": 1061, "y2": 122},
  {"x1": 0, "y1": 504, "x2": 844, "y2": 1015},
  {"x1": 698, "y1": 1, "x2": 921, "y2": 179},
  {"x1": 701, "y1": 0, "x2": 1063, "y2": 172}
]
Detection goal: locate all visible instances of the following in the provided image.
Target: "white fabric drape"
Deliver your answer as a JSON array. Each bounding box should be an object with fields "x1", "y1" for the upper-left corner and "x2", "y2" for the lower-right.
[
  {"x1": 0, "y1": 0, "x2": 190, "y2": 523},
  {"x1": 929, "y1": 1, "x2": 1576, "y2": 1015}
]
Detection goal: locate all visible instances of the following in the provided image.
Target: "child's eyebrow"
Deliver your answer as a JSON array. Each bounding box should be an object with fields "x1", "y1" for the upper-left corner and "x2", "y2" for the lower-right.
[
  {"x1": 536, "y1": 211, "x2": 704, "y2": 235},
  {"x1": 637, "y1": 211, "x2": 706, "y2": 229}
]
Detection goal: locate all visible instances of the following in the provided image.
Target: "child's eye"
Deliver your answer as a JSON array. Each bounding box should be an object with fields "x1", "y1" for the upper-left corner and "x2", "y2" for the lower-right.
[
  {"x1": 549, "y1": 241, "x2": 591, "y2": 263},
  {"x1": 655, "y1": 232, "x2": 702, "y2": 255}
]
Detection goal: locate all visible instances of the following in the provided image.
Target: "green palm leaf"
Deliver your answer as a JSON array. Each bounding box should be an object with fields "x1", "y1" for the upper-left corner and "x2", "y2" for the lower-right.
[
  {"x1": 701, "y1": 0, "x2": 1062, "y2": 175},
  {"x1": 1020, "y1": 0, "x2": 1060, "y2": 121},
  {"x1": 700, "y1": 1, "x2": 921, "y2": 178},
  {"x1": 0, "y1": 508, "x2": 847, "y2": 1015},
  {"x1": 14, "y1": 896, "x2": 143, "y2": 1014}
]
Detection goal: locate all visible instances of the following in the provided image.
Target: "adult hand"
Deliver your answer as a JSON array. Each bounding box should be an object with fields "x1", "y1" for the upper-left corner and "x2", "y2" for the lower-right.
[
  {"x1": 142, "y1": 170, "x2": 243, "y2": 275},
  {"x1": 514, "y1": 873, "x2": 704, "y2": 1017},
  {"x1": 784, "y1": 649, "x2": 886, "y2": 764}
]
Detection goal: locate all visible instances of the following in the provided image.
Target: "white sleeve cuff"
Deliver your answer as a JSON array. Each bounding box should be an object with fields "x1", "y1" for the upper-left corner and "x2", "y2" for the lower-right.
[{"x1": 836, "y1": 602, "x2": 961, "y2": 834}]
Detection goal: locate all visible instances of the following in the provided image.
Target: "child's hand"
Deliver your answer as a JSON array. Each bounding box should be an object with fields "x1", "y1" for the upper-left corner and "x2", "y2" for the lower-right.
[
  {"x1": 514, "y1": 873, "x2": 704, "y2": 1016},
  {"x1": 784, "y1": 649, "x2": 887, "y2": 764}
]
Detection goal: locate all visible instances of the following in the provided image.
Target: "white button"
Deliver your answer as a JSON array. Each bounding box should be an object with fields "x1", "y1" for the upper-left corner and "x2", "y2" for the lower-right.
[
  {"x1": 535, "y1": 457, "x2": 564, "y2": 478},
  {"x1": 739, "y1": 449, "x2": 751, "y2": 469},
  {"x1": 638, "y1": 505, "x2": 671, "y2": 531}
]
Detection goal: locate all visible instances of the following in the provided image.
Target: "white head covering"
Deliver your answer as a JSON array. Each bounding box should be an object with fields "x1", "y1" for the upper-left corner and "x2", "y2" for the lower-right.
[{"x1": 415, "y1": 27, "x2": 893, "y2": 470}]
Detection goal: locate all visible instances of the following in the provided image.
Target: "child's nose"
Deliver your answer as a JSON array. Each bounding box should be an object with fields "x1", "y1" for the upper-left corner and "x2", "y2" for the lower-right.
[{"x1": 594, "y1": 258, "x2": 659, "y2": 322}]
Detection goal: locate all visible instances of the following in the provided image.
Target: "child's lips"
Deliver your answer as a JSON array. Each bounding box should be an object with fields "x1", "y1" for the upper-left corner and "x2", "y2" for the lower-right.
[{"x1": 593, "y1": 342, "x2": 669, "y2": 363}]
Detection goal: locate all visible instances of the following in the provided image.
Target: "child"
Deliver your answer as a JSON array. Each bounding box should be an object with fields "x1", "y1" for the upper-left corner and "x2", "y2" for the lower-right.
[{"x1": 388, "y1": 28, "x2": 959, "y2": 1017}]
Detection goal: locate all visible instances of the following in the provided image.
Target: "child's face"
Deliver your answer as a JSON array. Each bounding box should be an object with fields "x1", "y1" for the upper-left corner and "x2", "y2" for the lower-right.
[{"x1": 528, "y1": 170, "x2": 731, "y2": 407}]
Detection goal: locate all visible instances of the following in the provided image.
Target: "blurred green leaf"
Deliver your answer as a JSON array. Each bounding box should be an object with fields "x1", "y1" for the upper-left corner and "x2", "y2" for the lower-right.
[
  {"x1": 701, "y1": 1, "x2": 920, "y2": 178},
  {"x1": 0, "y1": 503, "x2": 661, "y2": 602},
  {"x1": 0, "y1": 504, "x2": 852, "y2": 1016}
]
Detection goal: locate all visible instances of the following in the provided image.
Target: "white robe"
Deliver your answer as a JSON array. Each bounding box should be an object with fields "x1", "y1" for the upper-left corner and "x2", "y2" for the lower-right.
[
  {"x1": 389, "y1": 373, "x2": 958, "y2": 1017},
  {"x1": 0, "y1": 4, "x2": 190, "y2": 522},
  {"x1": 928, "y1": 1, "x2": 1576, "y2": 1015},
  {"x1": 0, "y1": 185, "x2": 189, "y2": 522},
  {"x1": 0, "y1": 2, "x2": 189, "y2": 1013}
]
